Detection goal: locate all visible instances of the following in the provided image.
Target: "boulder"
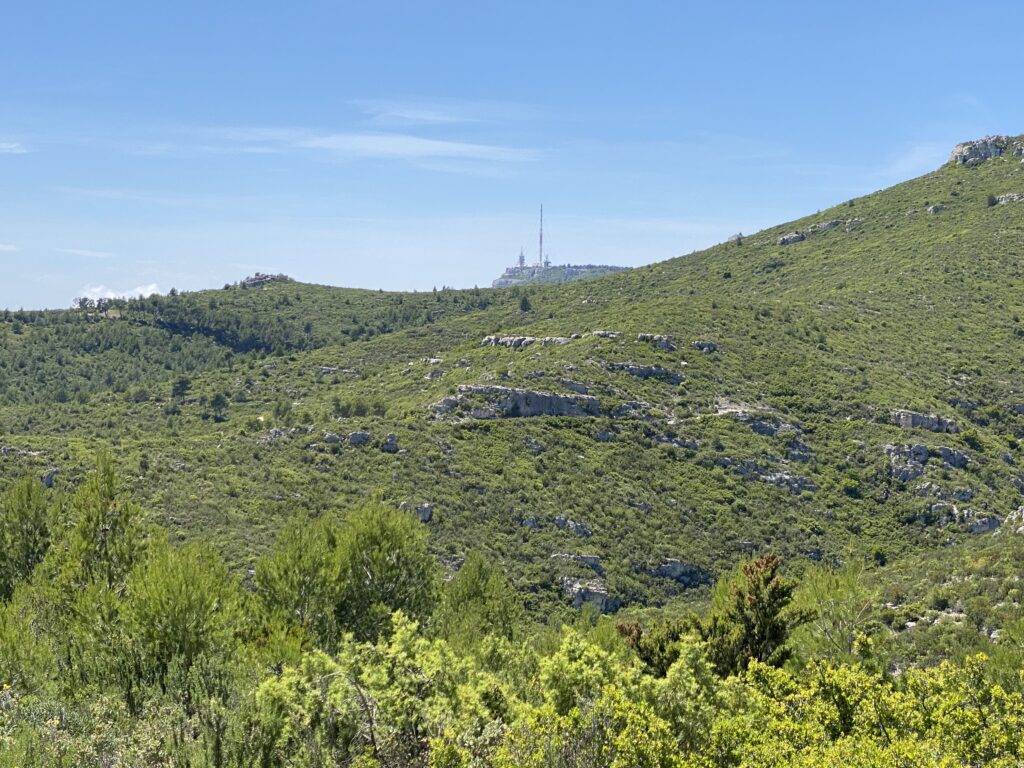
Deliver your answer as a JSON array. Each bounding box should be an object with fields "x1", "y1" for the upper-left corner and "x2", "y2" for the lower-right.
[
  {"x1": 891, "y1": 410, "x2": 958, "y2": 433},
  {"x1": 323, "y1": 432, "x2": 342, "y2": 444},
  {"x1": 949, "y1": 135, "x2": 1009, "y2": 165},
  {"x1": 591, "y1": 330, "x2": 622, "y2": 338},
  {"x1": 414, "y1": 503, "x2": 433, "y2": 523},
  {"x1": 778, "y1": 232, "x2": 805, "y2": 245},
  {"x1": 995, "y1": 193, "x2": 1024, "y2": 205},
  {"x1": 481, "y1": 335, "x2": 536, "y2": 349},
  {"x1": 380, "y1": 433, "x2": 400, "y2": 454},
  {"x1": 348, "y1": 430, "x2": 372, "y2": 447},
  {"x1": 926, "y1": 204, "x2": 944, "y2": 214},
  {"x1": 692, "y1": 340, "x2": 717, "y2": 353},
  {"x1": 540, "y1": 336, "x2": 572, "y2": 346},
  {"x1": 1002, "y1": 507, "x2": 1024, "y2": 535}
]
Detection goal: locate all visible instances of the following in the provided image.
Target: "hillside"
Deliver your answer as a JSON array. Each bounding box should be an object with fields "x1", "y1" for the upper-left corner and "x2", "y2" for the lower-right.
[
  {"x1": 3, "y1": 134, "x2": 1024, "y2": 637},
  {"x1": 491, "y1": 262, "x2": 628, "y2": 287}
]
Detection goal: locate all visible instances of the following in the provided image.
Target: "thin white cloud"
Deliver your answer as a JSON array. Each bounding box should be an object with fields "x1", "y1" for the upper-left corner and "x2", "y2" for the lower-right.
[
  {"x1": 297, "y1": 132, "x2": 536, "y2": 162},
  {"x1": 0, "y1": 243, "x2": 17, "y2": 252},
  {"x1": 0, "y1": 142, "x2": 28, "y2": 154},
  {"x1": 80, "y1": 283, "x2": 161, "y2": 301},
  {"x1": 57, "y1": 247, "x2": 115, "y2": 259},
  {"x1": 351, "y1": 98, "x2": 541, "y2": 127}
]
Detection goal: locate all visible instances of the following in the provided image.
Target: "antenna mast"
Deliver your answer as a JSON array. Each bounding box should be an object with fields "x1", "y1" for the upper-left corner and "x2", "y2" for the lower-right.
[{"x1": 539, "y1": 205, "x2": 544, "y2": 268}]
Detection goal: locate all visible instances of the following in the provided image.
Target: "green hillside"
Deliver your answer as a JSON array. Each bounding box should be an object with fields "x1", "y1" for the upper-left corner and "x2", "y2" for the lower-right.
[
  {"x1": 5, "y1": 134, "x2": 1024, "y2": 765},
  {"x1": 3, "y1": 135, "x2": 1024, "y2": 626}
]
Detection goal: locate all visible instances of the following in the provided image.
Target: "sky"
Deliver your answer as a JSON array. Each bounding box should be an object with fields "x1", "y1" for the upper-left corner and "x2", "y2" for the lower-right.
[{"x1": 2, "y1": 1, "x2": 1022, "y2": 309}]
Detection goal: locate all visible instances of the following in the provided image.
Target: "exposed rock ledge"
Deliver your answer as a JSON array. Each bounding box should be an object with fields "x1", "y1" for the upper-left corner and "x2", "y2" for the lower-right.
[
  {"x1": 891, "y1": 410, "x2": 958, "y2": 434},
  {"x1": 950, "y1": 135, "x2": 1010, "y2": 166},
  {"x1": 431, "y1": 385, "x2": 601, "y2": 419}
]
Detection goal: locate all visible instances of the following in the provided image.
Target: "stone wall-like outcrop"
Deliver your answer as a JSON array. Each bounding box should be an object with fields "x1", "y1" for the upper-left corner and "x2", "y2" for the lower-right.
[{"x1": 891, "y1": 410, "x2": 958, "y2": 433}]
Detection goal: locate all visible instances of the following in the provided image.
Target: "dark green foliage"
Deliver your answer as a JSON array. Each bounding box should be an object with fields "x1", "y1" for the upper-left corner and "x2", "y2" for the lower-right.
[
  {"x1": 332, "y1": 501, "x2": 437, "y2": 641},
  {"x1": 0, "y1": 477, "x2": 51, "y2": 599},
  {"x1": 434, "y1": 551, "x2": 522, "y2": 648},
  {"x1": 696, "y1": 554, "x2": 810, "y2": 676}
]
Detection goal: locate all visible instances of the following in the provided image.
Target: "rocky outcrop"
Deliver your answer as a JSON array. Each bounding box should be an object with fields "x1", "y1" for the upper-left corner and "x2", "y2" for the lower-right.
[
  {"x1": 655, "y1": 435, "x2": 699, "y2": 450},
  {"x1": 560, "y1": 379, "x2": 589, "y2": 394},
  {"x1": 716, "y1": 457, "x2": 816, "y2": 494},
  {"x1": 380, "y1": 433, "x2": 400, "y2": 454},
  {"x1": 414, "y1": 503, "x2": 433, "y2": 523},
  {"x1": 591, "y1": 330, "x2": 622, "y2": 339},
  {"x1": 482, "y1": 335, "x2": 535, "y2": 349},
  {"x1": 891, "y1": 410, "x2": 958, "y2": 433},
  {"x1": 1002, "y1": 507, "x2": 1024, "y2": 534},
  {"x1": 939, "y1": 446, "x2": 970, "y2": 470},
  {"x1": 637, "y1": 333, "x2": 677, "y2": 351},
  {"x1": 607, "y1": 362, "x2": 684, "y2": 385},
  {"x1": 348, "y1": 430, "x2": 371, "y2": 447},
  {"x1": 778, "y1": 232, "x2": 805, "y2": 245},
  {"x1": 649, "y1": 559, "x2": 710, "y2": 587},
  {"x1": 927, "y1": 204, "x2": 944, "y2": 215},
  {"x1": 995, "y1": 193, "x2": 1024, "y2": 205},
  {"x1": 560, "y1": 576, "x2": 617, "y2": 611},
  {"x1": 779, "y1": 219, "x2": 862, "y2": 246},
  {"x1": 950, "y1": 135, "x2": 1009, "y2": 166},
  {"x1": 432, "y1": 385, "x2": 601, "y2": 419},
  {"x1": 885, "y1": 443, "x2": 929, "y2": 482},
  {"x1": 692, "y1": 340, "x2": 717, "y2": 353},
  {"x1": 323, "y1": 432, "x2": 342, "y2": 444},
  {"x1": 555, "y1": 515, "x2": 593, "y2": 537}
]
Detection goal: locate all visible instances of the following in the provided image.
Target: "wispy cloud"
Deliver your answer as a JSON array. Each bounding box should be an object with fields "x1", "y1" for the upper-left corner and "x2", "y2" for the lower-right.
[
  {"x1": 0, "y1": 243, "x2": 18, "y2": 252},
  {"x1": 297, "y1": 132, "x2": 536, "y2": 162},
  {"x1": 80, "y1": 283, "x2": 161, "y2": 301},
  {"x1": 0, "y1": 142, "x2": 28, "y2": 154},
  {"x1": 352, "y1": 98, "x2": 540, "y2": 127},
  {"x1": 57, "y1": 247, "x2": 115, "y2": 259}
]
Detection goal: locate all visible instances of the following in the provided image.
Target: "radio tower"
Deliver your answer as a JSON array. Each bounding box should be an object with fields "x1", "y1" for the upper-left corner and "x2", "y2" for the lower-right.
[{"x1": 539, "y1": 205, "x2": 549, "y2": 268}]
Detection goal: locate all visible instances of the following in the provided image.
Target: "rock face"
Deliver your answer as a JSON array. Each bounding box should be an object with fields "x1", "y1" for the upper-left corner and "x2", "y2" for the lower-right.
[
  {"x1": 380, "y1": 433, "x2": 400, "y2": 453},
  {"x1": 778, "y1": 232, "x2": 805, "y2": 245},
  {"x1": 891, "y1": 410, "x2": 958, "y2": 433},
  {"x1": 348, "y1": 430, "x2": 371, "y2": 447},
  {"x1": 560, "y1": 576, "x2": 617, "y2": 612},
  {"x1": 650, "y1": 559, "x2": 711, "y2": 587},
  {"x1": 481, "y1": 335, "x2": 535, "y2": 349},
  {"x1": 608, "y1": 362, "x2": 684, "y2": 385},
  {"x1": 950, "y1": 135, "x2": 1009, "y2": 165},
  {"x1": 637, "y1": 333, "x2": 677, "y2": 351},
  {"x1": 995, "y1": 193, "x2": 1024, "y2": 205},
  {"x1": 1003, "y1": 507, "x2": 1024, "y2": 534},
  {"x1": 939, "y1": 446, "x2": 970, "y2": 470},
  {"x1": 432, "y1": 385, "x2": 601, "y2": 419},
  {"x1": 885, "y1": 443, "x2": 930, "y2": 482}
]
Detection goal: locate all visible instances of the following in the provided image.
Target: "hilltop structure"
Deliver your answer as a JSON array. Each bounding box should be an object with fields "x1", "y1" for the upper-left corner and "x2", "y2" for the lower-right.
[{"x1": 492, "y1": 206, "x2": 627, "y2": 287}]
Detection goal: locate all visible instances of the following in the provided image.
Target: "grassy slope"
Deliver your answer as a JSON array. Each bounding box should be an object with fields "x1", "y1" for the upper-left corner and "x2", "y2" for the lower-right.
[{"x1": 2, "y1": 139, "x2": 1024, "y2": 627}]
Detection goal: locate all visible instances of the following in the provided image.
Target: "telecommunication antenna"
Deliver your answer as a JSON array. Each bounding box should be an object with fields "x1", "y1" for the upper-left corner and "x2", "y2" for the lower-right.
[{"x1": 539, "y1": 205, "x2": 544, "y2": 267}]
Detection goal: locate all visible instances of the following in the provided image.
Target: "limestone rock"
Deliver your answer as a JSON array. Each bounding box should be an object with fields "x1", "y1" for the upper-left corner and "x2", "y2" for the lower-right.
[
  {"x1": 433, "y1": 385, "x2": 601, "y2": 419},
  {"x1": 414, "y1": 503, "x2": 433, "y2": 523},
  {"x1": 560, "y1": 576, "x2": 617, "y2": 611},
  {"x1": 995, "y1": 193, "x2": 1024, "y2": 205},
  {"x1": 885, "y1": 443, "x2": 930, "y2": 482},
  {"x1": 650, "y1": 559, "x2": 710, "y2": 587},
  {"x1": 939, "y1": 446, "x2": 970, "y2": 470},
  {"x1": 380, "y1": 433, "x2": 400, "y2": 454},
  {"x1": 637, "y1": 333, "x2": 677, "y2": 351},
  {"x1": 323, "y1": 432, "x2": 342, "y2": 444},
  {"x1": 692, "y1": 340, "x2": 717, "y2": 353},
  {"x1": 591, "y1": 330, "x2": 622, "y2": 339},
  {"x1": 778, "y1": 232, "x2": 805, "y2": 245},
  {"x1": 554, "y1": 515, "x2": 593, "y2": 537},
  {"x1": 481, "y1": 335, "x2": 536, "y2": 349},
  {"x1": 608, "y1": 362, "x2": 684, "y2": 385},
  {"x1": 348, "y1": 430, "x2": 372, "y2": 447},
  {"x1": 891, "y1": 410, "x2": 958, "y2": 433},
  {"x1": 926, "y1": 204, "x2": 944, "y2": 214},
  {"x1": 949, "y1": 135, "x2": 1009, "y2": 165}
]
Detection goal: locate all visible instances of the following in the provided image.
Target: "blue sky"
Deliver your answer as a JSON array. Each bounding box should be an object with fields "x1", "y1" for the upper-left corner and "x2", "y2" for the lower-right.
[{"x1": 2, "y1": 1, "x2": 1022, "y2": 309}]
